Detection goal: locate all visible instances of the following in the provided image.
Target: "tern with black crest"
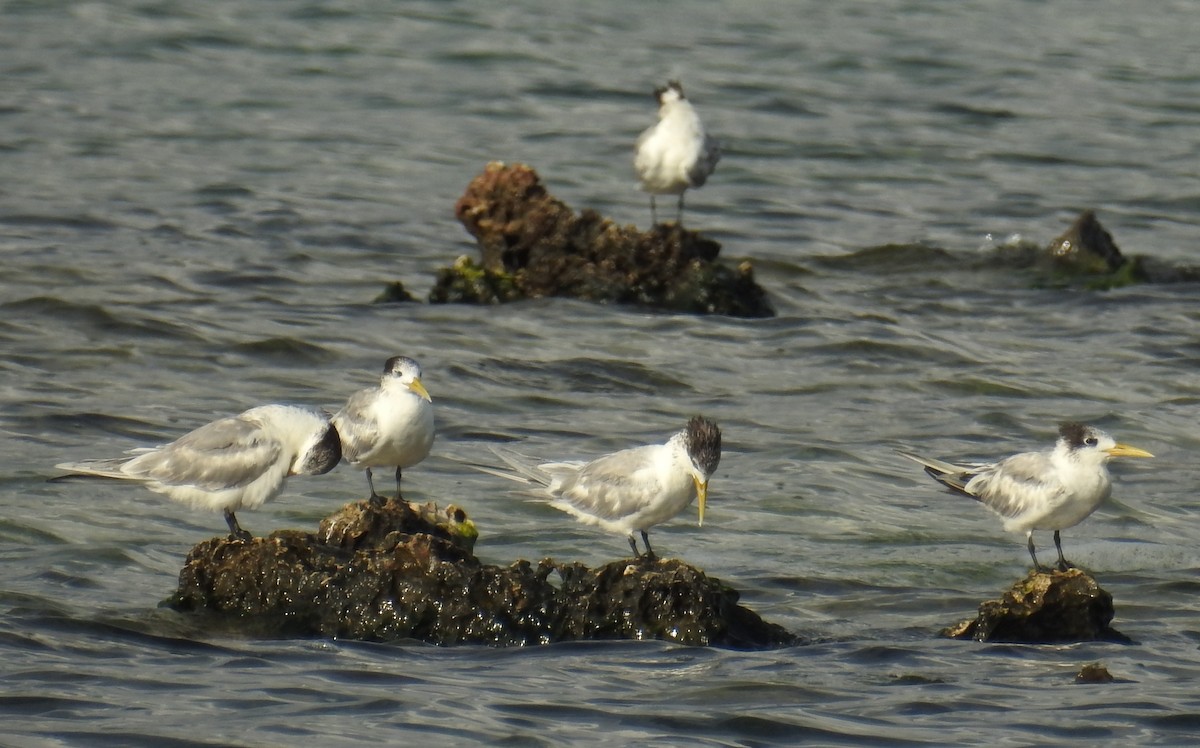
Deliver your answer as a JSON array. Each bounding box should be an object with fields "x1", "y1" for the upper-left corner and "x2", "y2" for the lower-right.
[
  {"x1": 481, "y1": 416, "x2": 722, "y2": 559},
  {"x1": 899, "y1": 422, "x2": 1153, "y2": 571}
]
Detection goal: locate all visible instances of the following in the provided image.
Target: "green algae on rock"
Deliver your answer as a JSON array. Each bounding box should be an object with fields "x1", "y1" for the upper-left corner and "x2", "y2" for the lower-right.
[
  {"x1": 164, "y1": 496, "x2": 796, "y2": 649},
  {"x1": 431, "y1": 161, "x2": 774, "y2": 317},
  {"x1": 942, "y1": 568, "x2": 1130, "y2": 644}
]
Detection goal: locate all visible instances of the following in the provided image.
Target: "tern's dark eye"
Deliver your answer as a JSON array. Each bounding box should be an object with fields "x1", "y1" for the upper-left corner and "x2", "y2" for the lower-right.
[{"x1": 1084, "y1": 436, "x2": 1098, "y2": 447}]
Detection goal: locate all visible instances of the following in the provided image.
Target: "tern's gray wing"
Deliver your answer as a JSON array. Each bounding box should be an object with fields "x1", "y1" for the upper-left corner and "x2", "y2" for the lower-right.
[
  {"x1": 331, "y1": 388, "x2": 382, "y2": 461},
  {"x1": 687, "y1": 133, "x2": 720, "y2": 186},
  {"x1": 549, "y1": 445, "x2": 665, "y2": 521},
  {"x1": 121, "y1": 415, "x2": 282, "y2": 491},
  {"x1": 897, "y1": 450, "x2": 978, "y2": 494},
  {"x1": 476, "y1": 446, "x2": 555, "y2": 488},
  {"x1": 965, "y1": 452, "x2": 1063, "y2": 519}
]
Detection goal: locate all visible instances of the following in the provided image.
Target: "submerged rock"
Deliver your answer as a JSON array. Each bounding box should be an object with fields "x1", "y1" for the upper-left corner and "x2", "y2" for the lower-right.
[
  {"x1": 942, "y1": 568, "x2": 1130, "y2": 644},
  {"x1": 164, "y1": 497, "x2": 797, "y2": 649},
  {"x1": 1075, "y1": 663, "x2": 1116, "y2": 684},
  {"x1": 430, "y1": 161, "x2": 774, "y2": 318},
  {"x1": 1002, "y1": 209, "x2": 1200, "y2": 288},
  {"x1": 1045, "y1": 209, "x2": 1130, "y2": 274},
  {"x1": 371, "y1": 280, "x2": 419, "y2": 304},
  {"x1": 840, "y1": 210, "x2": 1200, "y2": 289}
]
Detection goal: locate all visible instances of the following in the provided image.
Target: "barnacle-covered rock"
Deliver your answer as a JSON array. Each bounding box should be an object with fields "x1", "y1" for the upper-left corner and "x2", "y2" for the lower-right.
[
  {"x1": 164, "y1": 497, "x2": 796, "y2": 649},
  {"x1": 430, "y1": 162, "x2": 774, "y2": 317},
  {"x1": 942, "y1": 568, "x2": 1130, "y2": 644}
]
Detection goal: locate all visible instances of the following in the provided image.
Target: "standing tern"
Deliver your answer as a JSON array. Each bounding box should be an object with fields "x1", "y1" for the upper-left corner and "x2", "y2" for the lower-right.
[
  {"x1": 54, "y1": 404, "x2": 342, "y2": 540},
  {"x1": 481, "y1": 416, "x2": 722, "y2": 559},
  {"x1": 331, "y1": 356, "x2": 434, "y2": 504},
  {"x1": 634, "y1": 80, "x2": 720, "y2": 226},
  {"x1": 899, "y1": 422, "x2": 1153, "y2": 571}
]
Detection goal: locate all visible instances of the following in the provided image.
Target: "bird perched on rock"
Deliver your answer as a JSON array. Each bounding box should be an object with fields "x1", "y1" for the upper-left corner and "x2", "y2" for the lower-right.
[
  {"x1": 481, "y1": 416, "x2": 722, "y2": 559},
  {"x1": 899, "y1": 422, "x2": 1152, "y2": 571},
  {"x1": 634, "y1": 80, "x2": 720, "y2": 226},
  {"x1": 332, "y1": 356, "x2": 434, "y2": 504},
  {"x1": 54, "y1": 404, "x2": 342, "y2": 540}
]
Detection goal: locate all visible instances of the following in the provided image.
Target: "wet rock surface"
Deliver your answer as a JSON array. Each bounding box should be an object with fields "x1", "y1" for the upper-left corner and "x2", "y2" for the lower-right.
[
  {"x1": 942, "y1": 568, "x2": 1130, "y2": 644},
  {"x1": 1075, "y1": 663, "x2": 1116, "y2": 684},
  {"x1": 999, "y1": 209, "x2": 1200, "y2": 287},
  {"x1": 430, "y1": 161, "x2": 774, "y2": 317},
  {"x1": 1045, "y1": 209, "x2": 1130, "y2": 274},
  {"x1": 836, "y1": 210, "x2": 1200, "y2": 289},
  {"x1": 164, "y1": 498, "x2": 797, "y2": 649}
]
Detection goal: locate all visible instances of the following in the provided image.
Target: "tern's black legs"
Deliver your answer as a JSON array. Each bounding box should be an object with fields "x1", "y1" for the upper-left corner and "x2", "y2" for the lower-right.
[
  {"x1": 1053, "y1": 530, "x2": 1074, "y2": 572},
  {"x1": 224, "y1": 510, "x2": 253, "y2": 542},
  {"x1": 627, "y1": 530, "x2": 657, "y2": 561},
  {"x1": 365, "y1": 467, "x2": 406, "y2": 506},
  {"x1": 641, "y1": 530, "x2": 656, "y2": 560},
  {"x1": 1026, "y1": 533, "x2": 1047, "y2": 573},
  {"x1": 676, "y1": 194, "x2": 685, "y2": 224},
  {"x1": 649, "y1": 196, "x2": 658, "y2": 226},
  {"x1": 365, "y1": 468, "x2": 388, "y2": 506},
  {"x1": 1028, "y1": 530, "x2": 1074, "y2": 573}
]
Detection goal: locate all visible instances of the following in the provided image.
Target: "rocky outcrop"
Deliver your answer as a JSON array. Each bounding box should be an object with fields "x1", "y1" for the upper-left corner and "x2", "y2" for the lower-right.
[
  {"x1": 942, "y1": 568, "x2": 1130, "y2": 644},
  {"x1": 164, "y1": 497, "x2": 797, "y2": 649},
  {"x1": 429, "y1": 162, "x2": 774, "y2": 317},
  {"x1": 1045, "y1": 209, "x2": 1130, "y2": 275},
  {"x1": 1002, "y1": 209, "x2": 1199, "y2": 287}
]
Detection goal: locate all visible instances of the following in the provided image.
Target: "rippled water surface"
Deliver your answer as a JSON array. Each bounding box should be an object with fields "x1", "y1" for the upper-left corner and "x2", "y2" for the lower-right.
[{"x1": 4, "y1": 1, "x2": 1200, "y2": 744}]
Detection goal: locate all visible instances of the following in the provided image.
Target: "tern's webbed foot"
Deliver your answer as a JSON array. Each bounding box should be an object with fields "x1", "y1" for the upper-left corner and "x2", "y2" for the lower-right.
[
  {"x1": 368, "y1": 493, "x2": 389, "y2": 508},
  {"x1": 228, "y1": 529, "x2": 254, "y2": 542}
]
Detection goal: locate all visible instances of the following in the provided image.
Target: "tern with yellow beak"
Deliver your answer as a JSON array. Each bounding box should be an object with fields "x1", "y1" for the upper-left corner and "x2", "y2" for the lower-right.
[
  {"x1": 482, "y1": 416, "x2": 721, "y2": 559},
  {"x1": 332, "y1": 356, "x2": 434, "y2": 503},
  {"x1": 899, "y1": 422, "x2": 1153, "y2": 571}
]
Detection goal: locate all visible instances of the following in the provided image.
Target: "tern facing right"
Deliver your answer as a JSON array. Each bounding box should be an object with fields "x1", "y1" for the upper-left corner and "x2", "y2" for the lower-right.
[
  {"x1": 634, "y1": 80, "x2": 720, "y2": 226},
  {"x1": 899, "y1": 422, "x2": 1153, "y2": 571},
  {"x1": 482, "y1": 416, "x2": 722, "y2": 559},
  {"x1": 332, "y1": 356, "x2": 434, "y2": 504}
]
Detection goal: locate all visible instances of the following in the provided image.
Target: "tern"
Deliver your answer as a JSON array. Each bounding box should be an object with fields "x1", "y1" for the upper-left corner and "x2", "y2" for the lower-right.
[
  {"x1": 54, "y1": 404, "x2": 342, "y2": 540},
  {"x1": 634, "y1": 80, "x2": 720, "y2": 226},
  {"x1": 899, "y1": 422, "x2": 1153, "y2": 571},
  {"x1": 481, "y1": 416, "x2": 722, "y2": 559},
  {"x1": 332, "y1": 356, "x2": 434, "y2": 504}
]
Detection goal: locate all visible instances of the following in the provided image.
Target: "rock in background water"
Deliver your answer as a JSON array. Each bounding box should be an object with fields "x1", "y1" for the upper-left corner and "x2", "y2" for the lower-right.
[{"x1": 430, "y1": 162, "x2": 774, "y2": 318}]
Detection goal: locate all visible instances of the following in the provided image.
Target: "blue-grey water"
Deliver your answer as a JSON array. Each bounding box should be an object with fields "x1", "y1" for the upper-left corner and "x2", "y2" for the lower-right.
[{"x1": 4, "y1": 0, "x2": 1200, "y2": 744}]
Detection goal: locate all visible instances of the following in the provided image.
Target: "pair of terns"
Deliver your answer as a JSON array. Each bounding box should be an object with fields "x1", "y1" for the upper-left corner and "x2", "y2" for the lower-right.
[{"x1": 55, "y1": 356, "x2": 434, "y2": 540}]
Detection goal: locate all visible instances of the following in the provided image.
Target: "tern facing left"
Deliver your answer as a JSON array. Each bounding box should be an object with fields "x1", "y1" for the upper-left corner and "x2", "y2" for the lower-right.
[
  {"x1": 332, "y1": 356, "x2": 434, "y2": 504},
  {"x1": 482, "y1": 416, "x2": 722, "y2": 559},
  {"x1": 54, "y1": 404, "x2": 342, "y2": 540},
  {"x1": 634, "y1": 80, "x2": 720, "y2": 226},
  {"x1": 899, "y1": 422, "x2": 1153, "y2": 571}
]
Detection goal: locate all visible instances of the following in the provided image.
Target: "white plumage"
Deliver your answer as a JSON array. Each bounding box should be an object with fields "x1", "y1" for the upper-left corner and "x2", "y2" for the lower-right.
[
  {"x1": 899, "y1": 422, "x2": 1152, "y2": 570},
  {"x1": 480, "y1": 416, "x2": 721, "y2": 558},
  {"x1": 55, "y1": 404, "x2": 342, "y2": 539},
  {"x1": 331, "y1": 355, "x2": 434, "y2": 502},
  {"x1": 634, "y1": 80, "x2": 720, "y2": 226}
]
